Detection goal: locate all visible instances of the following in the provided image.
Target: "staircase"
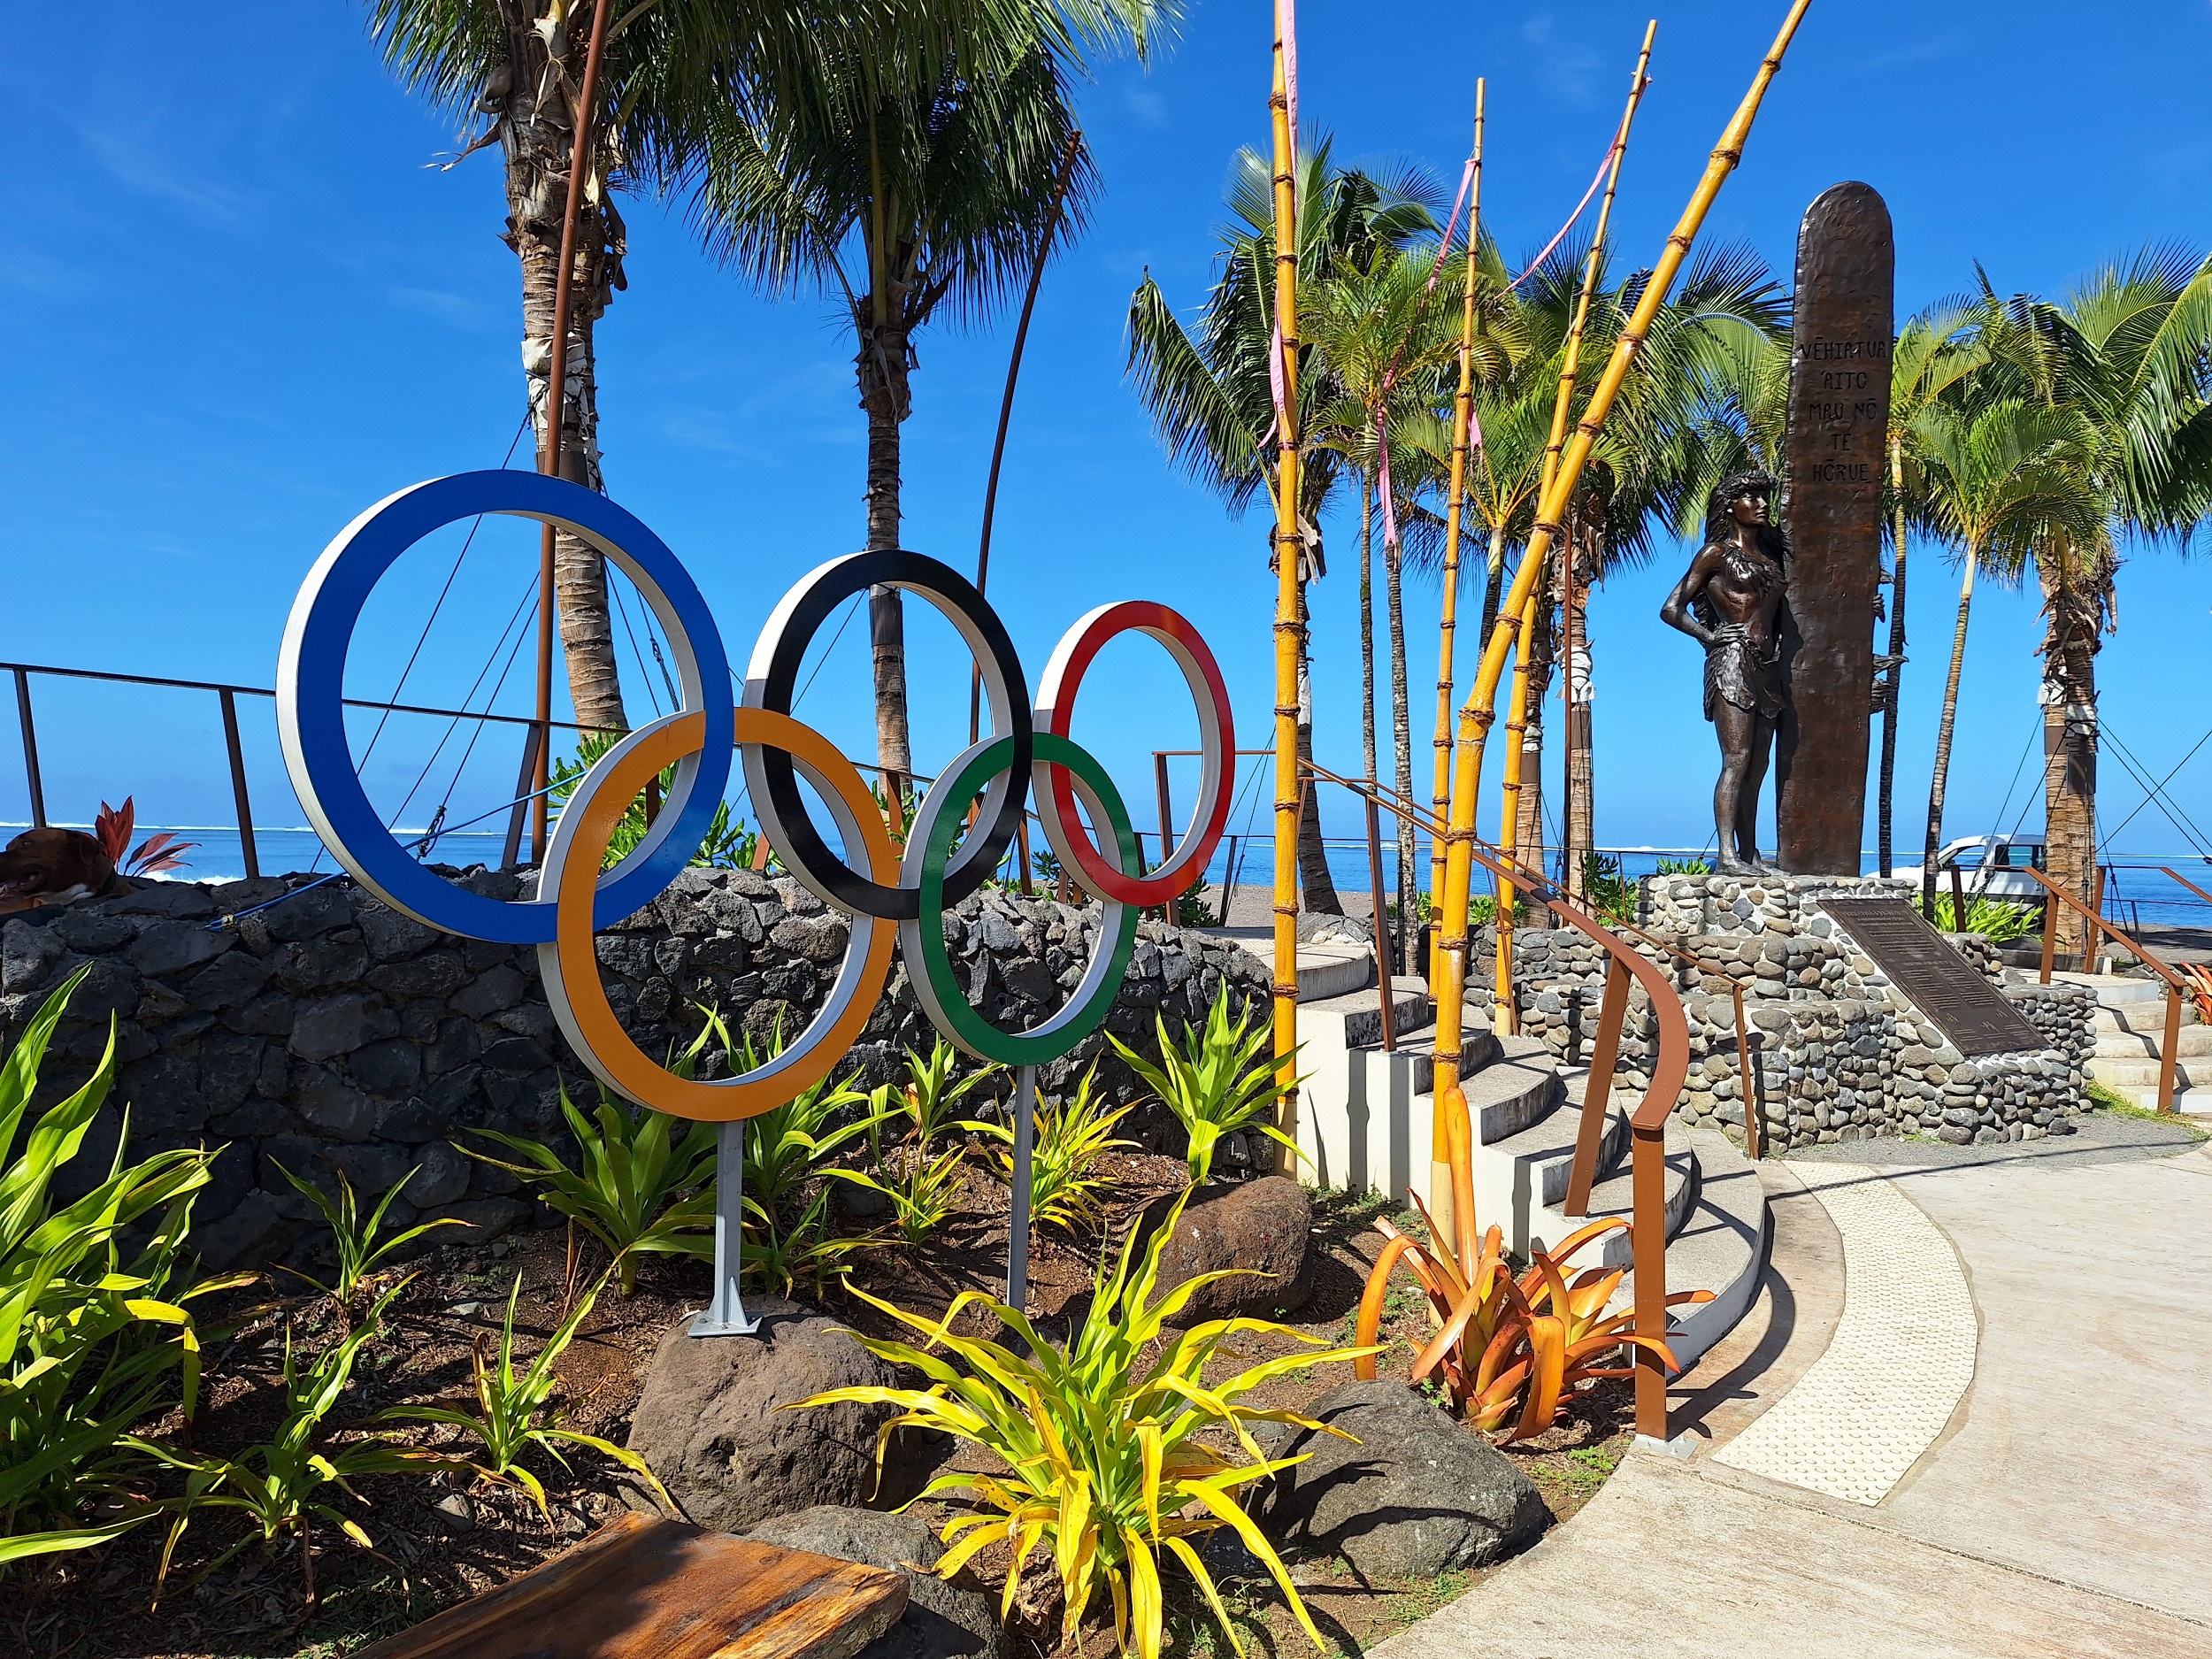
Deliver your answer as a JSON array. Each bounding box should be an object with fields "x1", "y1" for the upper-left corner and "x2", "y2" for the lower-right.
[
  {"x1": 1281, "y1": 965, "x2": 1770, "y2": 1371},
  {"x1": 2066, "y1": 971, "x2": 2212, "y2": 1111}
]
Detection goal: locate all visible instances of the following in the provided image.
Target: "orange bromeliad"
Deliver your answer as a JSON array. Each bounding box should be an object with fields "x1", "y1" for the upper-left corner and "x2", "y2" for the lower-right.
[{"x1": 1353, "y1": 1086, "x2": 1712, "y2": 1442}]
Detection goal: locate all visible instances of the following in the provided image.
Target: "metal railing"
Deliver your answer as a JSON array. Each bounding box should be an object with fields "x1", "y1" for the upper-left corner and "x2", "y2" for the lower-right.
[
  {"x1": 1298, "y1": 760, "x2": 1693, "y2": 1442},
  {"x1": 2027, "y1": 866, "x2": 2187, "y2": 1112},
  {"x1": 5, "y1": 658, "x2": 586, "y2": 880}
]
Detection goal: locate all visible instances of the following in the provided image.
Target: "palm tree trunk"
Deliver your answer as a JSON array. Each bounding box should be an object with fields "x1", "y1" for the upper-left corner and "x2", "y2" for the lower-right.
[
  {"x1": 511, "y1": 82, "x2": 626, "y2": 734},
  {"x1": 859, "y1": 312, "x2": 912, "y2": 777},
  {"x1": 1877, "y1": 434, "x2": 1909, "y2": 876},
  {"x1": 1358, "y1": 467, "x2": 1378, "y2": 791},
  {"x1": 1517, "y1": 593, "x2": 1555, "y2": 863},
  {"x1": 1563, "y1": 553, "x2": 1594, "y2": 901},
  {"x1": 1922, "y1": 541, "x2": 1980, "y2": 917},
  {"x1": 1386, "y1": 540, "x2": 1414, "y2": 978},
  {"x1": 1295, "y1": 578, "x2": 1342, "y2": 913},
  {"x1": 1478, "y1": 525, "x2": 1508, "y2": 645},
  {"x1": 2039, "y1": 542, "x2": 2101, "y2": 959}
]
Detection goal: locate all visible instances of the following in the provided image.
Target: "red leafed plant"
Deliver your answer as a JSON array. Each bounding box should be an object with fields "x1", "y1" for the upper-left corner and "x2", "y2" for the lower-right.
[
  {"x1": 94, "y1": 797, "x2": 197, "y2": 878},
  {"x1": 1354, "y1": 1086, "x2": 1711, "y2": 1442},
  {"x1": 2181, "y1": 963, "x2": 2212, "y2": 1027}
]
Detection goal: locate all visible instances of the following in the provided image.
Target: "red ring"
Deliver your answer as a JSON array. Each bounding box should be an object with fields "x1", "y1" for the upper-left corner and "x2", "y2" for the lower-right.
[{"x1": 1033, "y1": 601, "x2": 1234, "y2": 908}]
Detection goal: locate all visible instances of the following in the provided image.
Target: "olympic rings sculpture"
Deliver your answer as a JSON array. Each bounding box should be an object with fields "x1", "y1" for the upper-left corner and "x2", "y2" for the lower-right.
[{"x1": 278, "y1": 471, "x2": 1233, "y2": 1124}]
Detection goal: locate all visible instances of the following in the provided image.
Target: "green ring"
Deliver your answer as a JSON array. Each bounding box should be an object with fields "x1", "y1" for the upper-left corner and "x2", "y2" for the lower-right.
[{"x1": 905, "y1": 732, "x2": 1141, "y2": 1065}]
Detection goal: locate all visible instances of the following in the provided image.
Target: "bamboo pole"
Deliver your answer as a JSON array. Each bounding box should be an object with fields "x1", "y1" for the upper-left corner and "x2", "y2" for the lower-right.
[
  {"x1": 1493, "y1": 21, "x2": 1653, "y2": 1011},
  {"x1": 1269, "y1": 1, "x2": 1304, "y2": 1166},
  {"x1": 1430, "y1": 0, "x2": 1814, "y2": 1249},
  {"x1": 1490, "y1": 557, "x2": 1540, "y2": 1037},
  {"x1": 1428, "y1": 82, "x2": 1486, "y2": 995}
]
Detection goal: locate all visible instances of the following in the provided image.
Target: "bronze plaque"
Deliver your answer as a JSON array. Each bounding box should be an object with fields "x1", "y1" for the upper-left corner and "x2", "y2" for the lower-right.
[
  {"x1": 1819, "y1": 898, "x2": 2045, "y2": 1055},
  {"x1": 1777, "y1": 182, "x2": 1893, "y2": 875}
]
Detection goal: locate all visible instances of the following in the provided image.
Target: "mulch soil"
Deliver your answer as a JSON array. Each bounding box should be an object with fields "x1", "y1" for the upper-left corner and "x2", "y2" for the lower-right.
[{"x1": 3, "y1": 1171, "x2": 1633, "y2": 1659}]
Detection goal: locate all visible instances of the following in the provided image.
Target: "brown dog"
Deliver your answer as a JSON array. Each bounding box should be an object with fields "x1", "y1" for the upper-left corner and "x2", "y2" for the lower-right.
[{"x1": 0, "y1": 826, "x2": 130, "y2": 913}]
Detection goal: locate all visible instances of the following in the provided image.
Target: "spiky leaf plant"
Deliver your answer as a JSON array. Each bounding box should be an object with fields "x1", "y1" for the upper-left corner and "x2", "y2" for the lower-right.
[{"x1": 796, "y1": 1191, "x2": 1376, "y2": 1659}]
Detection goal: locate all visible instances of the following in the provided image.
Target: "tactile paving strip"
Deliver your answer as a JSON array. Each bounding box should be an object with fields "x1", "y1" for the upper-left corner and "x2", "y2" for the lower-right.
[{"x1": 1713, "y1": 1164, "x2": 1978, "y2": 1506}]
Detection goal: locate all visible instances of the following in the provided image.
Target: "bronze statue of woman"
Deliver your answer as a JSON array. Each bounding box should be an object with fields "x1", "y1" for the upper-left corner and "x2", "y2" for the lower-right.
[{"x1": 1660, "y1": 471, "x2": 1790, "y2": 875}]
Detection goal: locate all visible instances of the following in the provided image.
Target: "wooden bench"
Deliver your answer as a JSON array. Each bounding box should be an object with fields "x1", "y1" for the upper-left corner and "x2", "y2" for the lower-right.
[{"x1": 358, "y1": 1511, "x2": 909, "y2": 1659}]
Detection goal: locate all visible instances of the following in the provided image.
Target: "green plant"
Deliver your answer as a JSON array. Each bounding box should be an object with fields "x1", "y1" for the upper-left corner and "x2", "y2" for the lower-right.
[
  {"x1": 835, "y1": 1141, "x2": 970, "y2": 1246},
  {"x1": 1924, "y1": 894, "x2": 2039, "y2": 942},
  {"x1": 549, "y1": 732, "x2": 768, "y2": 871},
  {"x1": 729, "y1": 1022, "x2": 881, "y2": 1232},
  {"x1": 879, "y1": 1040, "x2": 1002, "y2": 1154},
  {"x1": 1655, "y1": 856, "x2": 1712, "y2": 876},
  {"x1": 1578, "y1": 854, "x2": 1636, "y2": 925},
  {"x1": 983, "y1": 1066, "x2": 1132, "y2": 1234},
  {"x1": 273, "y1": 1161, "x2": 469, "y2": 1311},
  {"x1": 796, "y1": 1190, "x2": 1374, "y2": 1659},
  {"x1": 466, "y1": 1089, "x2": 717, "y2": 1296},
  {"x1": 741, "y1": 1185, "x2": 881, "y2": 1296},
  {"x1": 1032, "y1": 845, "x2": 1064, "y2": 886},
  {"x1": 1175, "y1": 879, "x2": 1218, "y2": 928},
  {"x1": 379, "y1": 1268, "x2": 670, "y2": 1515},
  {"x1": 1110, "y1": 987, "x2": 1299, "y2": 1184},
  {"x1": 1465, "y1": 892, "x2": 1529, "y2": 928},
  {"x1": 2, "y1": 971, "x2": 251, "y2": 1565},
  {"x1": 137, "y1": 1279, "x2": 453, "y2": 1605}
]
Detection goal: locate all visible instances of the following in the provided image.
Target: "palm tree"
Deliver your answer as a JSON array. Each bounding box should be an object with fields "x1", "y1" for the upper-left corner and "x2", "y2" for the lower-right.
[
  {"x1": 368, "y1": 0, "x2": 775, "y2": 733},
  {"x1": 1909, "y1": 397, "x2": 2101, "y2": 917},
  {"x1": 1304, "y1": 242, "x2": 1496, "y2": 950},
  {"x1": 2027, "y1": 249, "x2": 2212, "y2": 953},
  {"x1": 690, "y1": 0, "x2": 1164, "y2": 780},
  {"x1": 1126, "y1": 140, "x2": 1436, "y2": 913},
  {"x1": 1872, "y1": 303, "x2": 1992, "y2": 875}
]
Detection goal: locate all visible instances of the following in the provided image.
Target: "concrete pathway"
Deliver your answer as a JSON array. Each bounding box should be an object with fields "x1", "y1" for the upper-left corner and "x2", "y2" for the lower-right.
[{"x1": 1372, "y1": 1117, "x2": 2212, "y2": 1657}]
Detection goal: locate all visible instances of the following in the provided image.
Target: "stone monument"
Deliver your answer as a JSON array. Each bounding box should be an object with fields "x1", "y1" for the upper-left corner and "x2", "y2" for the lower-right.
[{"x1": 1774, "y1": 181, "x2": 1893, "y2": 874}]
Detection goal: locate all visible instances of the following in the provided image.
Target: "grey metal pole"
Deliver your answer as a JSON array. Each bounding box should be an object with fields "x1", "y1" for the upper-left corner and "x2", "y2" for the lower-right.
[
  {"x1": 502, "y1": 724, "x2": 544, "y2": 872},
  {"x1": 13, "y1": 669, "x2": 46, "y2": 829},
  {"x1": 1007, "y1": 1064, "x2": 1036, "y2": 1312},
  {"x1": 219, "y1": 688, "x2": 259, "y2": 879},
  {"x1": 692, "y1": 1119, "x2": 759, "y2": 1336}
]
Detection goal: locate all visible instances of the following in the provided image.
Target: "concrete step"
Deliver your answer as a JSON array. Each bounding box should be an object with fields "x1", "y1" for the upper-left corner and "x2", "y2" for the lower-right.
[
  {"x1": 2094, "y1": 1025, "x2": 2212, "y2": 1060},
  {"x1": 1210, "y1": 928, "x2": 1374, "y2": 1002},
  {"x1": 1458, "y1": 1077, "x2": 1630, "y2": 1260},
  {"x1": 2176, "y1": 1086, "x2": 2212, "y2": 1117},
  {"x1": 2086, "y1": 1056, "x2": 2206, "y2": 1091},
  {"x1": 2092, "y1": 999, "x2": 2200, "y2": 1033},
  {"x1": 1459, "y1": 1036, "x2": 1565, "y2": 1146},
  {"x1": 1296, "y1": 977, "x2": 1433, "y2": 1049},
  {"x1": 2055, "y1": 970, "x2": 2168, "y2": 1009}
]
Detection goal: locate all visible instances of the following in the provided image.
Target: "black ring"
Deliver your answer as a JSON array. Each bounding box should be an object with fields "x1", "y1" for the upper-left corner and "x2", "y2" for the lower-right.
[{"x1": 745, "y1": 549, "x2": 1031, "y2": 921}]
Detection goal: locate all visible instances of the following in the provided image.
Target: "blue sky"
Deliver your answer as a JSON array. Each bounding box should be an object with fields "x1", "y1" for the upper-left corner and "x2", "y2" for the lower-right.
[{"x1": 4, "y1": 1, "x2": 2210, "y2": 879}]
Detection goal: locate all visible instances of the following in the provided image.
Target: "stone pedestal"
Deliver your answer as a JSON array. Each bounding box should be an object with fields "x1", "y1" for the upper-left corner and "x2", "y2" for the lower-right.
[{"x1": 1637, "y1": 871, "x2": 1912, "y2": 939}]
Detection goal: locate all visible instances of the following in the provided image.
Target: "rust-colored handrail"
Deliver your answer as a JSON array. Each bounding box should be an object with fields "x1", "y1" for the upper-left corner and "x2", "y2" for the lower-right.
[
  {"x1": 1302, "y1": 759, "x2": 1691, "y2": 1440},
  {"x1": 2026, "y1": 867, "x2": 2185, "y2": 1113}
]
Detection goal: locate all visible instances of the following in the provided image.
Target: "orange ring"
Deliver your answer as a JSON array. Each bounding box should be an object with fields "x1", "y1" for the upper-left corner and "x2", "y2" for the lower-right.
[{"x1": 541, "y1": 708, "x2": 898, "y2": 1121}]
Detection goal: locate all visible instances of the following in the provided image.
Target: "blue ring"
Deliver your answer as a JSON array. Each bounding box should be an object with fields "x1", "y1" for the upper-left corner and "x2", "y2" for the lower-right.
[{"x1": 278, "y1": 471, "x2": 733, "y2": 945}]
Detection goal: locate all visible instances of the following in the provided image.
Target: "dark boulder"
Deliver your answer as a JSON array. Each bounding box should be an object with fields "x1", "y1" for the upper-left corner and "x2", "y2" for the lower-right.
[
  {"x1": 1257, "y1": 1379, "x2": 1548, "y2": 1579},
  {"x1": 744, "y1": 1505, "x2": 1002, "y2": 1659}
]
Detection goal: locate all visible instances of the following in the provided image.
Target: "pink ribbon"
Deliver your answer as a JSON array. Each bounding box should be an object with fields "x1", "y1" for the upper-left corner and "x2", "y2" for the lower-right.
[{"x1": 1508, "y1": 138, "x2": 1621, "y2": 291}]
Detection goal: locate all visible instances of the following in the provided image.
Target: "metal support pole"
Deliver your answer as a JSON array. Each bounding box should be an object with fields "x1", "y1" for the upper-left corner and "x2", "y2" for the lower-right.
[
  {"x1": 2039, "y1": 884, "x2": 2058, "y2": 985},
  {"x1": 1364, "y1": 793, "x2": 1396, "y2": 1053},
  {"x1": 1948, "y1": 861, "x2": 1968, "y2": 933},
  {"x1": 1007, "y1": 1064, "x2": 1036, "y2": 1312},
  {"x1": 693, "y1": 1120, "x2": 759, "y2": 1337},
  {"x1": 218, "y1": 688, "x2": 259, "y2": 880},
  {"x1": 1156, "y1": 751, "x2": 1173, "y2": 867},
  {"x1": 1733, "y1": 982, "x2": 1762, "y2": 1159},
  {"x1": 13, "y1": 669, "x2": 46, "y2": 829},
  {"x1": 1017, "y1": 814, "x2": 1033, "y2": 895},
  {"x1": 2159, "y1": 985, "x2": 2181, "y2": 1114},
  {"x1": 1631, "y1": 1126, "x2": 1669, "y2": 1442},
  {"x1": 502, "y1": 723, "x2": 545, "y2": 872},
  {"x1": 1566, "y1": 958, "x2": 1629, "y2": 1216}
]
